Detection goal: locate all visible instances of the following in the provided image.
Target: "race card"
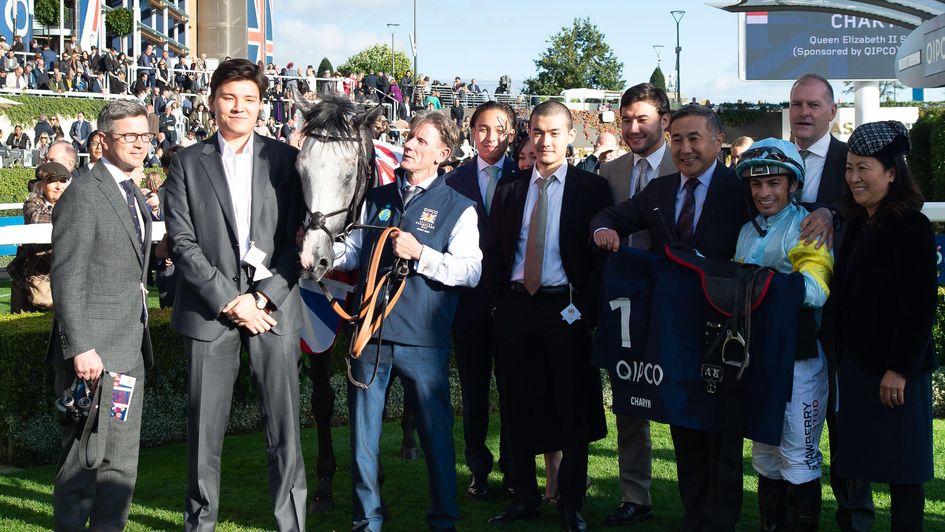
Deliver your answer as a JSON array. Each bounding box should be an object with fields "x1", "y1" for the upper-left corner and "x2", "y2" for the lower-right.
[{"x1": 109, "y1": 372, "x2": 137, "y2": 422}]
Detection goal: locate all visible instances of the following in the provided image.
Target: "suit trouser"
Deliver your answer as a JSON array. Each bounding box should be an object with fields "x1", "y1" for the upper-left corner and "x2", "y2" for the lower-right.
[
  {"x1": 453, "y1": 315, "x2": 509, "y2": 480},
  {"x1": 615, "y1": 414, "x2": 653, "y2": 506},
  {"x1": 348, "y1": 342, "x2": 458, "y2": 532},
  {"x1": 670, "y1": 425, "x2": 743, "y2": 532},
  {"x1": 183, "y1": 328, "x2": 307, "y2": 532},
  {"x1": 53, "y1": 359, "x2": 145, "y2": 532}
]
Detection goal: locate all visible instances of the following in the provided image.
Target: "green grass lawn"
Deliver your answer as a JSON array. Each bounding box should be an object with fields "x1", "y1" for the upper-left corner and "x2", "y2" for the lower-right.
[
  {"x1": 1, "y1": 415, "x2": 943, "y2": 531},
  {"x1": 0, "y1": 279, "x2": 10, "y2": 314}
]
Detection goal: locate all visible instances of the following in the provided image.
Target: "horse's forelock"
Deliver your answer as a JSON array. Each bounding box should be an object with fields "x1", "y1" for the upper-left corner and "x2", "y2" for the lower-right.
[{"x1": 299, "y1": 95, "x2": 357, "y2": 138}]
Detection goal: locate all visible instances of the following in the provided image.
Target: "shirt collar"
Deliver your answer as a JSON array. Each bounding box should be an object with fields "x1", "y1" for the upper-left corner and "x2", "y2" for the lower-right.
[
  {"x1": 217, "y1": 133, "x2": 255, "y2": 157},
  {"x1": 679, "y1": 160, "x2": 717, "y2": 190},
  {"x1": 99, "y1": 156, "x2": 134, "y2": 185},
  {"x1": 399, "y1": 171, "x2": 440, "y2": 191},
  {"x1": 531, "y1": 162, "x2": 568, "y2": 185},
  {"x1": 634, "y1": 141, "x2": 666, "y2": 170},
  {"x1": 797, "y1": 132, "x2": 831, "y2": 158},
  {"x1": 476, "y1": 154, "x2": 506, "y2": 174}
]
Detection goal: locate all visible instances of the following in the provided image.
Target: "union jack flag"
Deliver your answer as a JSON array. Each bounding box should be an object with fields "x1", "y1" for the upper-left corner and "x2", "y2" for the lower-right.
[
  {"x1": 247, "y1": 0, "x2": 274, "y2": 64},
  {"x1": 373, "y1": 140, "x2": 403, "y2": 186}
]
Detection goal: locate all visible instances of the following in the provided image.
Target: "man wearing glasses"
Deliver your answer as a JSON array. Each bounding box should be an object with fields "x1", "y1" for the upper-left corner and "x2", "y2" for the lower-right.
[{"x1": 48, "y1": 99, "x2": 155, "y2": 530}]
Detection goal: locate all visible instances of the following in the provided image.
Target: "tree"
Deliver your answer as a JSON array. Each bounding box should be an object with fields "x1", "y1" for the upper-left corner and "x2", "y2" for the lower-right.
[
  {"x1": 649, "y1": 66, "x2": 666, "y2": 93},
  {"x1": 35, "y1": 0, "x2": 60, "y2": 28},
  {"x1": 339, "y1": 44, "x2": 411, "y2": 77},
  {"x1": 524, "y1": 17, "x2": 624, "y2": 95},
  {"x1": 842, "y1": 80, "x2": 906, "y2": 101},
  {"x1": 105, "y1": 8, "x2": 134, "y2": 37},
  {"x1": 317, "y1": 57, "x2": 334, "y2": 75}
]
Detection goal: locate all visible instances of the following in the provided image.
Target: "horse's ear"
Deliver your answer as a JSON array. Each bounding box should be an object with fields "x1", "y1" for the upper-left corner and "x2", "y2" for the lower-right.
[{"x1": 354, "y1": 103, "x2": 385, "y2": 130}]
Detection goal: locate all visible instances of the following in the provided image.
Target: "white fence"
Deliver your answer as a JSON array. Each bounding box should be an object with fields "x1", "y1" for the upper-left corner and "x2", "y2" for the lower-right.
[{"x1": 2, "y1": 205, "x2": 945, "y2": 247}]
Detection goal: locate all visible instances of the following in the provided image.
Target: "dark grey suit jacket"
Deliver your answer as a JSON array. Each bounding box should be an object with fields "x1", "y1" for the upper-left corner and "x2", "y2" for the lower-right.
[
  {"x1": 48, "y1": 162, "x2": 153, "y2": 372},
  {"x1": 163, "y1": 133, "x2": 304, "y2": 342}
]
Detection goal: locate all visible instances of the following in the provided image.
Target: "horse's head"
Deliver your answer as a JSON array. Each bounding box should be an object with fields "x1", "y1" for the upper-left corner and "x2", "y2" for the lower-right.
[{"x1": 295, "y1": 94, "x2": 385, "y2": 280}]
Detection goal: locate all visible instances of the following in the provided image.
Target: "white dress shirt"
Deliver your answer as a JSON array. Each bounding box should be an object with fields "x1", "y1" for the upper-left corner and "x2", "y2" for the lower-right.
[
  {"x1": 218, "y1": 134, "x2": 254, "y2": 260},
  {"x1": 674, "y1": 160, "x2": 717, "y2": 229},
  {"x1": 510, "y1": 163, "x2": 569, "y2": 286},
  {"x1": 476, "y1": 154, "x2": 508, "y2": 201},
  {"x1": 100, "y1": 157, "x2": 145, "y2": 241},
  {"x1": 332, "y1": 174, "x2": 482, "y2": 287},
  {"x1": 631, "y1": 141, "x2": 667, "y2": 198},
  {"x1": 795, "y1": 132, "x2": 831, "y2": 203}
]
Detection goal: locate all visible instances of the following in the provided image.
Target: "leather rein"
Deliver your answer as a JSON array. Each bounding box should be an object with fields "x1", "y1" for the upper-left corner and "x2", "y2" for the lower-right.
[{"x1": 303, "y1": 129, "x2": 407, "y2": 390}]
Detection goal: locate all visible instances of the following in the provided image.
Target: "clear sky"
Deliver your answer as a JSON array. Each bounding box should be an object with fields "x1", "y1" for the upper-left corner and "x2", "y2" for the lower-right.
[{"x1": 275, "y1": 0, "x2": 942, "y2": 103}]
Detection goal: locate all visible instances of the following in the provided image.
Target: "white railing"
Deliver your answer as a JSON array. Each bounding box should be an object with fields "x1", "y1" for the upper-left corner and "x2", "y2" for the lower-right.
[{"x1": 2, "y1": 204, "x2": 945, "y2": 247}]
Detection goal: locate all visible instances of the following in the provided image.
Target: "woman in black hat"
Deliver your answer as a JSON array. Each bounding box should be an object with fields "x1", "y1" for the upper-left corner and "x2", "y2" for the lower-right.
[{"x1": 824, "y1": 120, "x2": 936, "y2": 530}]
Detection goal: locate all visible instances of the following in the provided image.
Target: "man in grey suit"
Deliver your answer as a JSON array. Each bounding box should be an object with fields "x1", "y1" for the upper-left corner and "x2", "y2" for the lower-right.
[
  {"x1": 598, "y1": 83, "x2": 676, "y2": 527},
  {"x1": 49, "y1": 99, "x2": 154, "y2": 531},
  {"x1": 164, "y1": 59, "x2": 307, "y2": 531}
]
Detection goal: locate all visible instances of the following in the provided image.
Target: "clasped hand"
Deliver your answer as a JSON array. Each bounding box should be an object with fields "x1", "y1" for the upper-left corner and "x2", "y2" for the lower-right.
[{"x1": 223, "y1": 293, "x2": 277, "y2": 335}]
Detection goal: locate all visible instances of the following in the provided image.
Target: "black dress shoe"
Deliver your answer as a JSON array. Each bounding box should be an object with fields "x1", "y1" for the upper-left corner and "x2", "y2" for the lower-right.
[
  {"x1": 467, "y1": 474, "x2": 491, "y2": 499},
  {"x1": 603, "y1": 502, "x2": 654, "y2": 526},
  {"x1": 561, "y1": 508, "x2": 589, "y2": 532},
  {"x1": 488, "y1": 504, "x2": 540, "y2": 525}
]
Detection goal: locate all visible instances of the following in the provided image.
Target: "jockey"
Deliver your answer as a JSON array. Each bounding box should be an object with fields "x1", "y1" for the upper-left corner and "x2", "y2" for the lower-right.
[{"x1": 733, "y1": 138, "x2": 833, "y2": 531}]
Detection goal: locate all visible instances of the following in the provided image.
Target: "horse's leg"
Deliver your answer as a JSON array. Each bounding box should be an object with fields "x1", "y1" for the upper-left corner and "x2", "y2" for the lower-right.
[{"x1": 308, "y1": 353, "x2": 337, "y2": 513}]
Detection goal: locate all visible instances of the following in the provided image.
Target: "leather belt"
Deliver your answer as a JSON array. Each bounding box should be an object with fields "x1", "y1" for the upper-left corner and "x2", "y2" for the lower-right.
[{"x1": 509, "y1": 282, "x2": 570, "y2": 296}]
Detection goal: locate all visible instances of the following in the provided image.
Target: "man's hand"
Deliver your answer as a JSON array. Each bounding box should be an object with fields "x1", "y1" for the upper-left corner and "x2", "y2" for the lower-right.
[
  {"x1": 800, "y1": 208, "x2": 834, "y2": 250},
  {"x1": 73, "y1": 349, "x2": 104, "y2": 381},
  {"x1": 145, "y1": 192, "x2": 160, "y2": 215},
  {"x1": 390, "y1": 230, "x2": 423, "y2": 260},
  {"x1": 879, "y1": 369, "x2": 907, "y2": 408},
  {"x1": 593, "y1": 228, "x2": 621, "y2": 252},
  {"x1": 244, "y1": 310, "x2": 277, "y2": 335},
  {"x1": 222, "y1": 293, "x2": 260, "y2": 326}
]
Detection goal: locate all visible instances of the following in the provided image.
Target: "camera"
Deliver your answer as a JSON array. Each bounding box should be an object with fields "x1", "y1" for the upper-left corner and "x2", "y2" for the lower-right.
[{"x1": 56, "y1": 378, "x2": 93, "y2": 420}]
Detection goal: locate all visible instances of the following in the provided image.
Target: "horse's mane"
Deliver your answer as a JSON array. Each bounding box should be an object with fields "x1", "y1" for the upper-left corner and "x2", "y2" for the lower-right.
[{"x1": 299, "y1": 95, "x2": 358, "y2": 138}]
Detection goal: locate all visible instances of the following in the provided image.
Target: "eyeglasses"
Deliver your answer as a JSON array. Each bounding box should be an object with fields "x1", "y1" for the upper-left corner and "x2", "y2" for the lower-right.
[{"x1": 110, "y1": 132, "x2": 155, "y2": 143}]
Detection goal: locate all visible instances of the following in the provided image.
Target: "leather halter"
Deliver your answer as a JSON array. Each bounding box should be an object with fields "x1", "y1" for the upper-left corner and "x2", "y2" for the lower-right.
[{"x1": 302, "y1": 130, "x2": 375, "y2": 244}]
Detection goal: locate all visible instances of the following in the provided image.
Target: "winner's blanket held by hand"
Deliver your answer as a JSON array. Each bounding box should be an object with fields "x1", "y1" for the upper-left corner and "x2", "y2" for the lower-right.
[{"x1": 592, "y1": 247, "x2": 805, "y2": 445}]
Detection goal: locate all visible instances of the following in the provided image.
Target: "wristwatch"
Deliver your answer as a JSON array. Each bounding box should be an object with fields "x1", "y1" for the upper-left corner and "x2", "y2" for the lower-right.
[{"x1": 253, "y1": 291, "x2": 267, "y2": 310}]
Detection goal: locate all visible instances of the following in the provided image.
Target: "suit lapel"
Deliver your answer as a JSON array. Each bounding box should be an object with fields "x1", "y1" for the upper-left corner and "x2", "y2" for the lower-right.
[
  {"x1": 817, "y1": 136, "x2": 844, "y2": 203},
  {"x1": 250, "y1": 134, "x2": 270, "y2": 242},
  {"x1": 615, "y1": 155, "x2": 633, "y2": 201},
  {"x1": 658, "y1": 173, "x2": 681, "y2": 241},
  {"x1": 458, "y1": 161, "x2": 485, "y2": 209},
  {"x1": 692, "y1": 164, "x2": 727, "y2": 244},
  {"x1": 199, "y1": 134, "x2": 239, "y2": 239},
  {"x1": 658, "y1": 144, "x2": 678, "y2": 176},
  {"x1": 560, "y1": 168, "x2": 579, "y2": 254},
  {"x1": 94, "y1": 163, "x2": 145, "y2": 265}
]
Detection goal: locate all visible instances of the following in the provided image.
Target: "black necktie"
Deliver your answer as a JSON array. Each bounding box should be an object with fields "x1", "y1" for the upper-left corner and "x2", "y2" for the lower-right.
[
  {"x1": 118, "y1": 179, "x2": 144, "y2": 252},
  {"x1": 677, "y1": 178, "x2": 700, "y2": 245}
]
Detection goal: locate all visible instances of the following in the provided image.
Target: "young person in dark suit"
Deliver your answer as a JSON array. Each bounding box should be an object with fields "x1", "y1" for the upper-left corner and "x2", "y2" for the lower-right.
[
  {"x1": 48, "y1": 99, "x2": 154, "y2": 530},
  {"x1": 592, "y1": 105, "x2": 836, "y2": 531},
  {"x1": 444, "y1": 101, "x2": 519, "y2": 499},
  {"x1": 790, "y1": 72, "x2": 873, "y2": 532},
  {"x1": 485, "y1": 101, "x2": 612, "y2": 532},
  {"x1": 164, "y1": 59, "x2": 307, "y2": 531},
  {"x1": 598, "y1": 83, "x2": 676, "y2": 527}
]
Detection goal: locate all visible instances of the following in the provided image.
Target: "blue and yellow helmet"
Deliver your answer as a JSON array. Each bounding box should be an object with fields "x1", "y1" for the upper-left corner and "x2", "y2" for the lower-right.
[{"x1": 734, "y1": 138, "x2": 805, "y2": 190}]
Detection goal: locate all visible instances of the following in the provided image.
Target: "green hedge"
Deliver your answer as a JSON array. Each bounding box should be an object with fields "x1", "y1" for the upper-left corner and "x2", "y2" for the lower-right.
[
  {"x1": 1, "y1": 95, "x2": 109, "y2": 129},
  {"x1": 0, "y1": 310, "x2": 476, "y2": 466},
  {"x1": 0, "y1": 167, "x2": 35, "y2": 206},
  {"x1": 909, "y1": 107, "x2": 945, "y2": 202}
]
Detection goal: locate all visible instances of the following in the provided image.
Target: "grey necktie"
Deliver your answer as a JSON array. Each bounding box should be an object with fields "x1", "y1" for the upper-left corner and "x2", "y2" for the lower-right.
[
  {"x1": 483, "y1": 165, "x2": 500, "y2": 215},
  {"x1": 402, "y1": 184, "x2": 422, "y2": 207},
  {"x1": 799, "y1": 149, "x2": 810, "y2": 161},
  {"x1": 523, "y1": 177, "x2": 552, "y2": 295},
  {"x1": 632, "y1": 157, "x2": 649, "y2": 198}
]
